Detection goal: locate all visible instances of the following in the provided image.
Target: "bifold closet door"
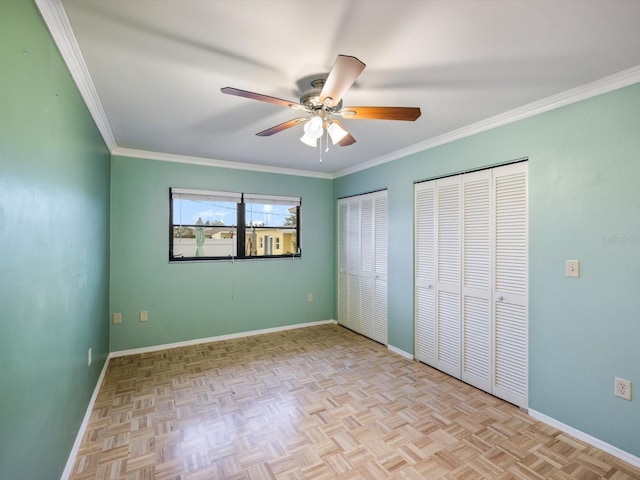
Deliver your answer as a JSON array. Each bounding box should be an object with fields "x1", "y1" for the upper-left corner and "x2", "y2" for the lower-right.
[
  {"x1": 337, "y1": 191, "x2": 388, "y2": 345},
  {"x1": 434, "y1": 176, "x2": 462, "y2": 378},
  {"x1": 492, "y1": 163, "x2": 528, "y2": 408},
  {"x1": 360, "y1": 196, "x2": 375, "y2": 340},
  {"x1": 337, "y1": 201, "x2": 350, "y2": 330},
  {"x1": 416, "y1": 171, "x2": 496, "y2": 393},
  {"x1": 337, "y1": 198, "x2": 361, "y2": 333},
  {"x1": 415, "y1": 182, "x2": 436, "y2": 365},
  {"x1": 414, "y1": 162, "x2": 528, "y2": 409},
  {"x1": 461, "y1": 170, "x2": 492, "y2": 393},
  {"x1": 373, "y1": 194, "x2": 388, "y2": 345}
]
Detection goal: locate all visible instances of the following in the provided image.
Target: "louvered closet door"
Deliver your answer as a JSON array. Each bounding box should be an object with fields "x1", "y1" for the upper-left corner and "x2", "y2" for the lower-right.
[
  {"x1": 492, "y1": 162, "x2": 528, "y2": 408},
  {"x1": 360, "y1": 197, "x2": 375, "y2": 339},
  {"x1": 461, "y1": 170, "x2": 492, "y2": 392},
  {"x1": 435, "y1": 176, "x2": 461, "y2": 377},
  {"x1": 414, "y1": 162, "x2": 528, "y2": 407},
  {"x1": 415, "y1": 182, "x2": 436, "y2": 365},
  {"x1": 373, "y1": 193, "x2": 388, "y2": 345},
  {"x1": 337, "y1": 191, "x2": 388, "y2": 344},
  {"x1": 337, "y1": 200, "x2": 349, "y2": 328},
  {"x1": 347, "y1": 200, "x2": 362, "y2": 332}
]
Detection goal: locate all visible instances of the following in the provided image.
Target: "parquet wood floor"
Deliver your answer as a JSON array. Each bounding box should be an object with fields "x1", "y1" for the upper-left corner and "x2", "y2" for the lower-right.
[{"x1": 69, "y1": 324, "x2": 640, "y2": 479}]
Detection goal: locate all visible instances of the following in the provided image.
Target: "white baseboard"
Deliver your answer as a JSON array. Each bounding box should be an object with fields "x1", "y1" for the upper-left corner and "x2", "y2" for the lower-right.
[
  {"x1": 528, "y1": 409, "x2": 640, "y2": 468},
  {"x1": 110, "y1": 319, "x2": 337, "y2": 358},
  {"x1": 60, "y1": 355, "x2": 111, "y2": 480},
  {"x1": 387, "y1": 344, "x2": 414, "y2": 360}
]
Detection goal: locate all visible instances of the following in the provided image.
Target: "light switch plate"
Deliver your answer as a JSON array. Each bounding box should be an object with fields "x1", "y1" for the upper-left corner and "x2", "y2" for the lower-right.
[{"x1": 566, "y1": 260, "x2": 580, "y2": 278}]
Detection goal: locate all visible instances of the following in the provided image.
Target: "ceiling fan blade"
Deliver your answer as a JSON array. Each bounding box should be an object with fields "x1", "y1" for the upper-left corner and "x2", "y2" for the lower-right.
[
  {"x1": 340, "y1": 106, "x2": 421, "y2": 121},
  {"x1": 331, "y1": 119, "x2": 356, "y2": 146},
  {"x1": 221, "y1": 87, "x2": 300, "y2": 109},
  {"x1": 256, "y1": 117, "x2": 308, "y2": 136},
  {"x1": 338, "y1": 133, "x2": 356, "y2": 147},
  {"x1": 319, "y1": 55, "x2": 366, "y2": 108}
]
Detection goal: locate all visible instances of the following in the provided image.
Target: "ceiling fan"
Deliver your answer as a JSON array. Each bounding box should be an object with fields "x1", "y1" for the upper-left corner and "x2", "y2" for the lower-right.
[{"x1": 221, "y1": 55, "x2": 421, "y2": 149}]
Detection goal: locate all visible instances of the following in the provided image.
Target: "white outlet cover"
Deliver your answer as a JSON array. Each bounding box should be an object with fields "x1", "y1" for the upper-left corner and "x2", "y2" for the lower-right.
[
  {"x1": 566, "y1": 260, "x2": 580, "y2": 278},
  {"x1": 615, "y1": 377, "x2": 632, "y2": 401}
]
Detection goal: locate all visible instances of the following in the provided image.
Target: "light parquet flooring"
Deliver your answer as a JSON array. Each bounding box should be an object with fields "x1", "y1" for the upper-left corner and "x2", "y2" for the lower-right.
[{"x1": 70, "y1": 324, "x2": 640, "y2": 480}]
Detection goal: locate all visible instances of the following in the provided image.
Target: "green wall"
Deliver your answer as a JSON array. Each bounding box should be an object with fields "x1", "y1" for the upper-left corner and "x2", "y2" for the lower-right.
[
  {"x1": 0, "y1": 1, "x2": 111, "y2": 479},
  {"x1": 335, "y1": 83, "x2": 640, "y2": 457},
  {"x1": 2, "y1": 0, "x2": 638, "y2": 472},
  {"x1": 109, "y1": 156, "x2": 335, "y2": 351}
]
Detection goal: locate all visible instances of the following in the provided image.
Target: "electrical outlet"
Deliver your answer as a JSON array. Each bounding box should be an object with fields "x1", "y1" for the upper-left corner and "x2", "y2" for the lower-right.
[
  {"x1": 140, "y1": 311, "x2": 148, "y2": 322},
  {"x1": 308, "y1": 293, "x2": 313, "y2": 303},
  {"x1": 615, "y1": 377, "x2": 632, "y2": 400},
  {"x1": 566, "y1": 260, "x2": 580, "y2": 278}
]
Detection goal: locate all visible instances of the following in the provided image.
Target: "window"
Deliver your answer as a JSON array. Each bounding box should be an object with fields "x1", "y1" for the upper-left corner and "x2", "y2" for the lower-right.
[{"x1": 170, "y1": 188, "x2": 300, "y2": 261}]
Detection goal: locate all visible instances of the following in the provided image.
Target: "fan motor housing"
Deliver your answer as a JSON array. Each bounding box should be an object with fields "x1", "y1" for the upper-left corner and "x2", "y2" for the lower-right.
[{"x1": 300, "y1": 79, "x2": 342, "y2": 112}]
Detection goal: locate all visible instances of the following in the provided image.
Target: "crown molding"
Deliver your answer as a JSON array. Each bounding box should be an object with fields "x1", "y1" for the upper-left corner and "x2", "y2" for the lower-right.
[
  {"x1": 112, "y1": 147, "x2": 334, "y2": 179},
  {"x1": 35, "y1": 0, "x2": 117, "y2": 150},
  {"x1": 334, "y1": 65, "x2": 640, "y2": 178}
]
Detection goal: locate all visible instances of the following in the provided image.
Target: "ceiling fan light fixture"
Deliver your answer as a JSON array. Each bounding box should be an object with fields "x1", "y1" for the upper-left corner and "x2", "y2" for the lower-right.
[
  {"x1": 327, "y1": 121, "x2": 348, "y2": 144},
  {"x1": 303, "y1": 116, "x2": 324, "y2": 139},
  {"x1": 300, "y1": 133, "x2": 317, "y2": 147}
]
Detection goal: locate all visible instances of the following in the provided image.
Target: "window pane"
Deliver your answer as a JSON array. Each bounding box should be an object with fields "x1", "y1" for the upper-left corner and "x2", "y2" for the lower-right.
[
  {"x1": 172, "y1": 197, "x2": 237, "y2": 258},
  {"x1": 172, "y1": 226, "x2": 237, "y2": 258},
  {"x1": 245, "y1": 202, "x2": 298, "y2": 256},
  {"x1": 172, "y1": 197, "x2": 237, "y2": 226}
]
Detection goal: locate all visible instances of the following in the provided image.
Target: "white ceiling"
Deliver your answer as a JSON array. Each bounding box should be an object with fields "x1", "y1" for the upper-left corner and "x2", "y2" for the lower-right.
[{"x1": 41, "y1": 0, "x2": 640, "y2": 177}]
